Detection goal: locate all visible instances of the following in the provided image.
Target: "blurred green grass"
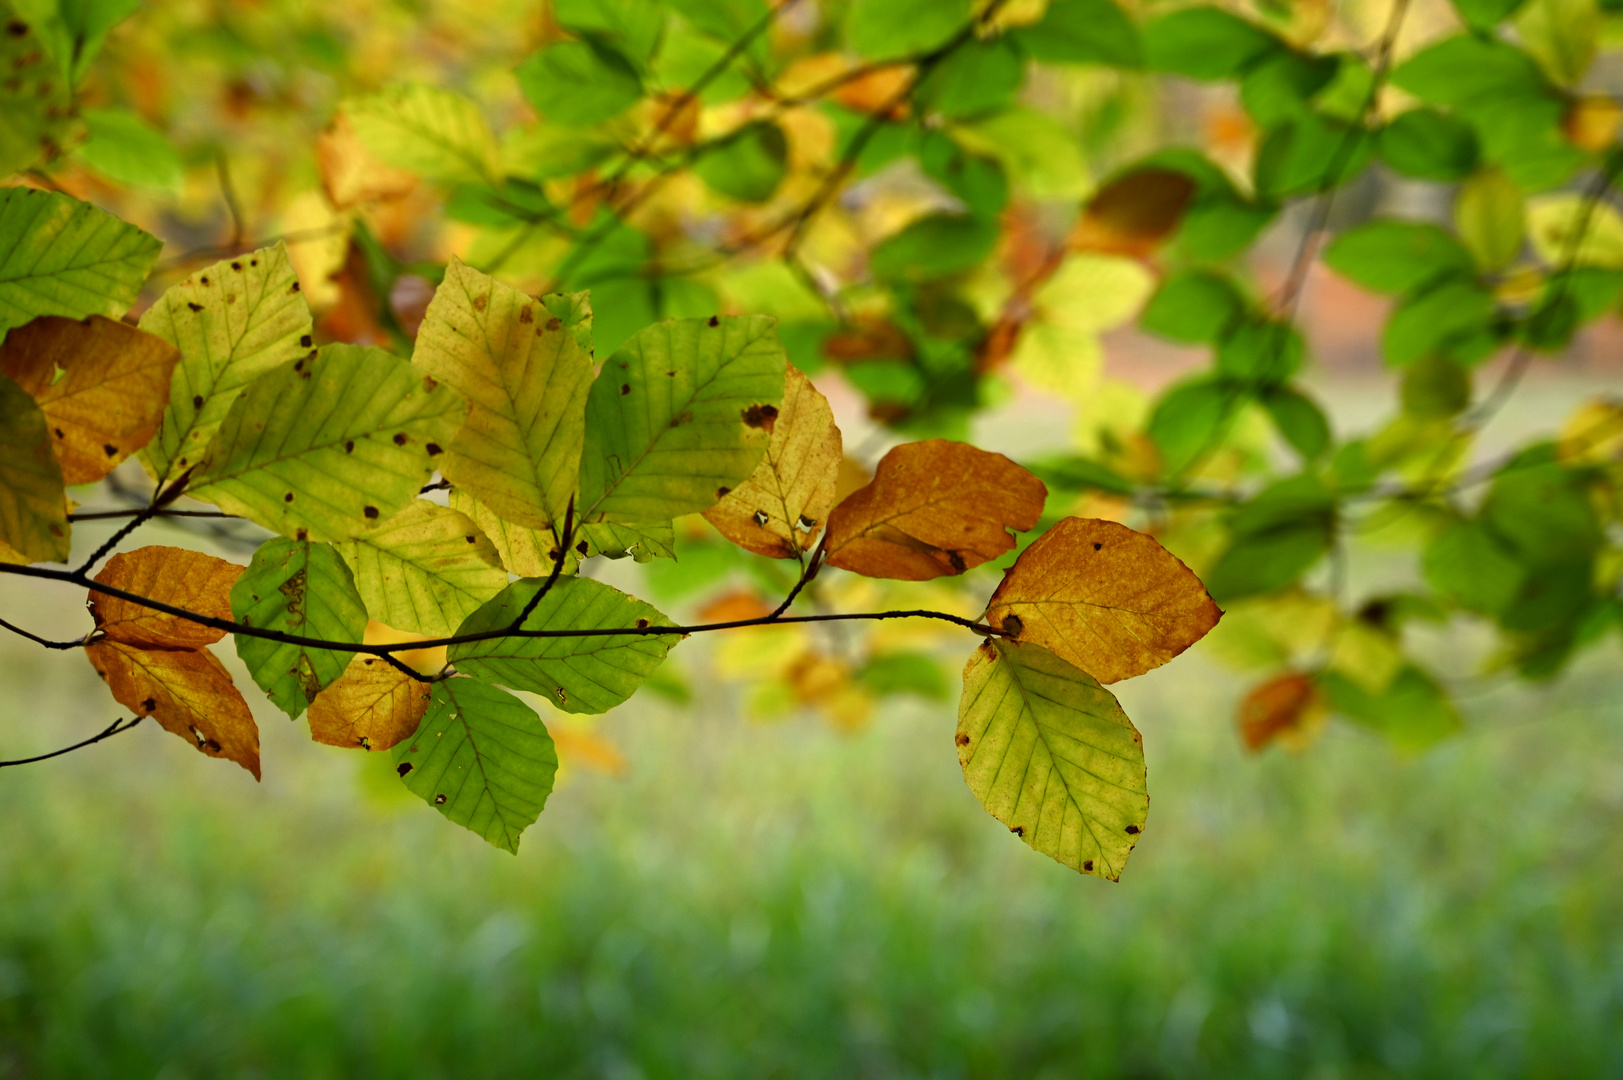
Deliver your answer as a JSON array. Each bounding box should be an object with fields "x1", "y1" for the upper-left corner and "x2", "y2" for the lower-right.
[{"x1": 3, "y1": 627, "x2": 1623, "y2": 1078}]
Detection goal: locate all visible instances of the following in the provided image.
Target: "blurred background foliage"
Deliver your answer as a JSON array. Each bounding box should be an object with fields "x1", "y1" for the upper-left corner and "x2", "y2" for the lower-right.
[{"x1": 6, "y1": 0, "x2": 1623, "y2": 1071}]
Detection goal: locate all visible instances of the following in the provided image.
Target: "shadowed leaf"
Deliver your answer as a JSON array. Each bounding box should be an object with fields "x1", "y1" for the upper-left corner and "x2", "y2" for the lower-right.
[
  {"x1": 91, "y1": 546, "x2": 243, "y2": 648},
  {"x1": 333, "y1": 500, "x2": 508, "y2": 637},
  {"x1": 0, "y1": 12, "x2": 78, "y2": 178},
  {"x1": 0, "y1": 372, "x2": 69, "y2": 563},
  {"x1": 0, "y1": 188, "x2": 160, "y2": 336},
  {"x1": 449, "y1": 485, "x2": 573, "y2": 577},
  {"x1": 1070, "y1": 168, "x2": 1197, "y2": 259},
  {"x1": 308, "y1": 655, "x2": 432, "y2": 752}
]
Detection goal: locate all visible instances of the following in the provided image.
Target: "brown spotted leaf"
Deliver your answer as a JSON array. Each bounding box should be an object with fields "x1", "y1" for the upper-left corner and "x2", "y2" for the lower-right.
[
  {"x1": 986, "y1": 517, "x2": 1221, "y2": 684},
  {"x1": 823, "y1": 439, "x2": 1045, "y2": 580},
  {"x1": 0, "y1": 315, "x2": 181, "y2": 485},
  {"x1": 85, "y1": 638, "x2": 261, "y2": 779},
  {"x1": 704, "y1": 364, "x2": 842, "y2": 558},
  {"x1": 91, "y1": 546, "x2": 244, "y2": 648},
  {"x1": 307, "y1": 655, "x2": 431, "y2": 752},
  {"x1": 1238, "y1": 671, "x2": 1326, "y2": 752}
]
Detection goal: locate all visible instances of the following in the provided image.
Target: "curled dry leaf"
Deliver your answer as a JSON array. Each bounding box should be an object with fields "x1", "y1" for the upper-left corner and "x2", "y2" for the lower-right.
[
  {"x1": 1238, "y1": 671, "x2": 1327, "y2": 752},
  {"x1": 0, "y1": 315, "x2": 181, "y2": 485},
  {"x1": 704, "y1": 365, "x2": 842, "y2": 558},
  {"x1": 85, "y1": 638, "x2": 261, "y2": 779},
  {"x1": 307, "y1": 655, "x2": 432, "y2": 752},
  {"x1": 91, "y1": 546, "x2": 244, "y2": 648},
  {"x1": 986, "y1": 517, "x2": 1221, "y2": 684},
  {"x1": 823, "y1": 439, "x2": 1046, "y2": 580},
  {"x1": 1069, "y1": 168, "x2": 1196, "y2": 259}
]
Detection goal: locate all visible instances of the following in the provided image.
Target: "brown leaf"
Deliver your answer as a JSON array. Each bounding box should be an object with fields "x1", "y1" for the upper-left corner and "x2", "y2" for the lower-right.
[
  {"x1": 704, "y1": 365, "x2": 842, "y2": 558},
  {"x1": 1069, "y1": 168, "x2": 1196, "y2": 260},
  {"x1": 85, "y1": 639, "x2": 260, "y2": 779},
  {"x1": 318, "y1": 113, "x2": 418, "y2": 210},
  {"x1": 306, "y1": 654, "x2": 431, "y2": 752},
  {"x1": 823, "y1": 439, "x2": 1046, "y2": 580},
  {"x1": 0, "y1": 315, "x2": 181, "y2": 485},
  {"x1": 1238, "y1": 671, "x2": 1326, "y2": 752},
  {"x1": 986, "y1": 517, "x2": 1221, "y2": 684},
  {"x1": 91, "y1": 546, "x2": 244, "y2": 648}
]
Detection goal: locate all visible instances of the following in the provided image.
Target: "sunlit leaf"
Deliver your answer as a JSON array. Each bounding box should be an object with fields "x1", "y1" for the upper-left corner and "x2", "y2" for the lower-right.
[
  {"x1": 333, "y1": 500, "x2": 508, "y2": 637},
  {"x1": 0, "y1": 372, "x2": 69, "y2": 563},
  {"x1": 393, "y1": 678, "x2": 558, "y2": 853},
  {"x1": 1527, "y1": 195, "x2": 1623, "y2": 269},
  {"x1": 578, "y1": 520, "x2": 675, "y2": 562},
  {"x1": 957, "y1": 638, "x2": 1147, "y2": 880},
  {"x1": 189, "y1": 344, "x2": 466, "y2": 542},
  {"x1": 0, "y1": 188, "x2": 160, "y2": 336},
  {"x1": 344, "y1": 83, "x2": 499, "y2": 186},
  {"x1": 90, "y1": 546, "x2": 242, "y2": 648},
  {"x1": 823, "y1": 439, "x2": 1046, "y2": 580},
  {"x1": 307, "y1": 655, "x2": 431, "y2": 752}
]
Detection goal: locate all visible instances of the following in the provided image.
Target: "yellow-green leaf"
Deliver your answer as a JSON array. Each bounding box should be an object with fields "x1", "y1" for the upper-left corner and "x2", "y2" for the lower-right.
[
  {"x1": 333, "y1": 500, "x2": 509, "y2": 636},
  {"x1": 449, "y1": 484, "x2": 573, "y2": 577},
  {"x1": 0, "y1": 188, "x2": 160, "y2": 336},
  {"x1": 344, "y1": 83, "x2": 500, "y2": 186}
]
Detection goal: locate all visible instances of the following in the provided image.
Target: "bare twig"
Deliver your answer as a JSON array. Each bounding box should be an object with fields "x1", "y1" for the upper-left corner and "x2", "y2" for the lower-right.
[{"x1": 0, "y1": 716, "x2": 143, "y2": 769}]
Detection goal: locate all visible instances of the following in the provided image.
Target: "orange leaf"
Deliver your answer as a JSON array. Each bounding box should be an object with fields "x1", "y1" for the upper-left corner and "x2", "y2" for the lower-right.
[
  {"x1": 91, "y1": 546, "x2": 244, "y2": 648},
  {"x1": 696, "y1": 590, "x2": 775, "y2": 623},
  {"x1": 1564, "y1": 96, "x2": 1623, "y2": 155},
  {"x1": 307, "y1": 655, "x2": 431, "y2": 752},
  {"x1": 1238, "y1": 671, "x2": 1326, "y2": 752},
  {"x1": 85, "y1": 639, "x2": 260, "y2": 779},
  {"x1": 318, "y1": 113, "x2": 417, "y2": 211},
  {"x1": 985, "y1": 517, "x2": 1221, "y2": 684},
  {"x1": 0, "y1": 315, "x2": 181, "y2": 485},
  {"x1": 1069, "y1": 169, "x2": 1196, "y2": 260},
  {"x1": 549, "y1": 723, "x2": 628, "y2": 776},
  {"x1": 823, "y1": 439, "x2": 1046, "y2": 580},
  {"x1": 705, "y1": 365, "x2": 842, "y2": 558}
]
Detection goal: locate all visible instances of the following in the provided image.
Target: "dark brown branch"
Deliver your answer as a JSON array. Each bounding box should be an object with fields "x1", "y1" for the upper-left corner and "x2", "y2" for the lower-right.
[
  {"x1": 0, "y1": 616, "x2": 85, "y2": 650},
  {"x1": 0, "y1": 716, "x2": 143, "y2": 768},
  {"x1": 511, "y1": 496, "x2": 575, "y2": 628}
]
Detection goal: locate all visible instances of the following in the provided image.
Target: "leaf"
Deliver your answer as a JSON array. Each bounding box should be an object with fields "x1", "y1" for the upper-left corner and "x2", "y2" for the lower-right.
[
  {"x1": 1320, "y1": 665, "x2": 1460, "y2": 752},
  {"x1": 72, "y1": 108, "x2": 183, "y2": 193},
  {"x1": 448, "y1": 576, "x2": 679, "y2": 715},
  {"x1": 1452, "y1": 0, "x2": 1528, "y2": 27},
  {"x1": 10, "y1": 0, "x2": 137, "y2": 82},
  {"x1": 578, "y1": 314, "x2": 787, "y2": 523},
  {"x1": 578, "y1": 520, "x2": 675, "y2": 562},
  {"x1": 1203, "y1": 473, "x2": 1336, "y2": 602},
  {"x1": 957, "y1": 638, "x2": 1147, "y2": 881},
  {"x1": 188, "y1": 344, "x2": 467, "y2": 542},
  {"x1": 1392, "y1": 35, "x2": 1554, "y2": 110},
  {"x1": 986, "y1": 516, "x2": 1221, "y2": 684},
  {"x1": 0, "y1": 372, "x2": 69, "y2": 563},
  {"x1": 1381, "y1": 277, "x2": 1499, "y2": 367},
  {"x1": 1147, "y1": 376, "x2": 1239, "y2": 476},
  {"x1": 1527, "y1": 195, "x2": 1623, "y2": 269},
  {"x1": 0, "y1": 188, "x2": 161, "y2": 336},
  {"x1": 517, "y1": 39, "x2": 643, "y2": 128},
  {"x1": 1322, "y1": 220, "x2": 1477, "y2": 295},
  {"x1": 1140, "y1": 269, "x2": 1244, "y2": 344},
  {"x1": 823, "y1": 439, "x2": 1046, "y2": 581},
  {"x1": 1454, "y1": 169, "x2": 1526, "y2": 272},
  {"x1": 1071, "y1": 168, "x2": 1196, "y2": 259},
  {"x1": 1261, "y1": 385, "x2": 1332, "y2": 460},
  {"x1": 307, "y1": 655, "x2": 431, "y2": 752},
  {"x1": 914, "y1": 37, "x2": 1026, "y2": 119},
  {"x1": 344, "y1": 83, "x2": 500, "y2": 186},
  {"x1": 1238, "y1": 672, "x2": 1326, "y2": 752},
  {"x1": 1254, "y1": 112, "x2": 1372, "y2": 199},
  {"x1": 703, "y1": 365, "x2": 841, "y2": 559},
  {"x1": 85, "y1": 638, "x2": 260, "y2": 779},
  {"x1": 0, "y1": 9, "x2": 78, "y2": 177},
  {"x1": 554, "y1": 0, "x2": 665, "y2": 68},
  {"x1": 870, "y1": 214, "x2": 1000, "y2": 281},
  {"x1": 1423, "y1": 518, "x2": 1525, "y2": 616},
  {"x1": 0, "y1": 315, "x2": 179, "y2": 485},
  {"x1": 333, "y1": 500, "x2": 509, "y2": 637},
  {"x1": 230, "y1": 537, "x2": 368, "y2": 718},
  {"x1": 1515, "y1": 0, "x2": 1599, "y2": 86},
  {"x1": 1215, "y1": 316, "x2": 1303, "y2": 386},
  {"x1": 136, "y1": 243, "x2": 315, "y2": 485},
  {"x1": 693, "y1": 120, "x2": 789, "y2": 203},
  {"x1": 411, "y1": 259, "x2": 594, "y2": 534},
  {"x1": 918, "y1": 132, "x2": 1009, "y2": 218},
  {"x1": 90, "y1": 546, "x2": 243, "y2": 648},
  {"x1": 845, "y1": 0, "x2": 970, "y2": 60},
  {"x1": 392, "y1": 678, "x2": 558, "y2": 853},
  {"x1": 1009, "y1": 0, "x2": 1141, "y2": 68},
  {"x1": 1141, "y1": 7, "x2": 1281, "y2": 81},
  {"x1": 1378, "y1": 108, "x2": 1480, "y2": 181},
  {"x1": 449, "y1": 485, "x2": 571, "y2": 577}
]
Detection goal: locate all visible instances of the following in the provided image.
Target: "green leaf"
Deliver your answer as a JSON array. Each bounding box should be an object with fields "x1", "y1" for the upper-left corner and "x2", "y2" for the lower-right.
[
  {"x1": 579, "y1": 520, "x2": 675, "y2": 562},
  {"x1": 859, "y1": 651, "x2": 950, "y2": 700},
  {"x1": 230, "y1": 537, "x2": 367, "y2": 718},
  {"x1": 1239, "y1": 50, "x2": 1339, "y2": 128},
  {"x1": 0, "y1": 188, "x2": 160, "y2": 336},
  {"x1": 1261, "y1": 385, "x2": 1331, "y2": 460},
  {"x1": 1009, "y1": 0, "x2": 1141, "y2": 67},
  {"x1": 1377, "y1": 109, "x2": 1480, "y2": 181},
  {"x1": 10, "y1": 0, "x2": 137, "y2": 82},
  {"x1": 915, "y1": 37, "x2": 1025, "y2": 119},
  {"x1": 918, "y1": 132, "x2": 1008, "y2": 218},
  {"x1": 870, "y1": 214, "x2": 999, "y2": 282},
  {"x1": 333, "y1": 500, "x2": 510, "y2": 637},
  {"x1": 1254, "y1": 112, "x2": 1372, "y2": 199},
  {"x1": 1139, "y1": 269, "x2": 1243, "y2": 344},
  {"x1": 411, "y1": 260, "x2": 594, "y2": 538},
  {"x1": 516, "y1": 39, "x2": 643, "y2": 128},
  {"x1": 0, "y1": 9, "x2": 78, "y2": 177},
  {"x1": 1204, "y1": 473, "x2": 1335, "y2": 602},
  {"x1": 1514, "y1": 0, "x2": 1599, "y2": 86},
  {"x1": 1147, "y1": 377, "x2": 1238, "y2": 476},
  {"x1": 1381, "y1": 277, "x2": 1500, "y2": 367},
  {"x1": 1423, "y1": 518, "x2": 1526, "y2": 616},
  {"x1": 0, "y1": 372, "x2": 70, "y2": 563},
  {"x1": 137, "y1": 243, "x2": 315, "y2": 485},
  {"x1": 554, "y1": 0, "x2": 664, "y2": 68},
  {"x1": 1400, "y1": 354, "x2": 1472, "y2": 419},
  {"x1": 344, "y1": 83, "x2": 500, "y2": 186},
  {"x1": 1454, "y1": 168, "x2": 1526, "y2": 272},
  {"x1": 1322, "y1": 220, "x2": 1477, "y2": 295},
  {"x1": 1482, "y1": 454, "x2": 1602, "y2": 564},
  {"x1": 1142, "y1": 7, "x2": 1281, "y2": 81},
  {"x1": 844, "y1": 0, "x2": 970, "y2": 60},
  {"x1": 393, "y1": 678, "x2": 559, "y2": 854},
  {"x1": 71, "y1": 108, "x2": 183, "y2": 193},
  {"x1": 693, "y1": 120, "x2": 788, "y2": 203},
  {"x1": 189, "y1": 344, "x2": 467, "y2": 542},
  {"x1": 1320, "y1": 666, "x2": 1460, "y2": 752},
  {"x1": 502, "y1": 121, "x2": 621, "y2": 180},
  {"x1": 1452, "y1": 0, "x2": 1528, "y2": 27},
  {"x1": 1392, "y1": 35, "x2": 1553, "y2": 110},
  {"x1": 578, "y1": 315, "x2": 786, "y2": 523},
  {"x1": 956, "y1": 638, "x2": 1148, "y2": 881},
  {"x1": 448, "y1": 576, "x2": 679, "y2": 714},
  {"x1": 1215, "y1": 316, "x2": 1302, "y2": 386}
]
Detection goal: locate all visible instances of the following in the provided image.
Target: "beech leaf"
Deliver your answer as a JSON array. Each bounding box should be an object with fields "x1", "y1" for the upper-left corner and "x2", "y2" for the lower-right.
[
  {"x1": 0, "y1": 14, "x2": 78, "y2": 178},
  {"x1": 957, "y1": 638, "x2": 1147, "y2": 881},
  {"x1": 333, "y1": 500, "x2": 509, "y2": 637},
  {"x1": 823, "y1": 439, "x2": 1046, "y2": 580},
  {"x1": 449, "y1": 485, "x2": 573, "y2": 577},
  {"x1": 0, "y1": 188, "x2": 160, "y2": 336},
  {"x1": 344, "y1": 84, "x2": 501, "y2": 187},
  {"x1": 307, "y1": 655, "x2": 432, "y2": 752},
  {"x1": 1070, "y1": 168, "x2": 1197, "y2": 259},
  {"x1": 704, "y1": 364, "x2": 842, "y2": 559},
  {"x1": 0, "y1": 372, "x2": 70, "y2": 564},
  {"x1": 0, "y1": 315, "x2": 180, "y2": 485},
  {"x1": 985, "y1": 517, "x2": 1221, "y2": 684},
  {"x1": 91, "y1": 546, "x2": 243, "y2": 648},
  {"x1": 1237, "y1": 671, "x2": 1325, "y2": 752}
]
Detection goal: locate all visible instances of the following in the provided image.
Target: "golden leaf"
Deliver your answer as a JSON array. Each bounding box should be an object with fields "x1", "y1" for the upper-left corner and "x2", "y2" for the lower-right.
[
  {"x1": 985, "y1": 517, "x2": 1222, "y2": 684},
  {"x1": 91, "y1": 546, "x2": 244, "y2": 648},
  {"x1": 823, "y1": 439, "x2": 1046, "y2": 580},
  {"x1": 307, "y1": 655, "x2": 431, "y2": 752},
  {"x1": 704, "y1": 365, "x2": 842, "y2": 558}
]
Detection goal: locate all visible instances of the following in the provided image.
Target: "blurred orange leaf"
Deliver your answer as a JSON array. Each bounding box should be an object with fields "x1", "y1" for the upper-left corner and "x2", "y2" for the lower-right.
[
  {"x1": 1070, "y1": 168, "x2": 1196, "y2": 259},
  {"x1": 1238, "y1": 671, "x2": 1326, "y2": 752}
]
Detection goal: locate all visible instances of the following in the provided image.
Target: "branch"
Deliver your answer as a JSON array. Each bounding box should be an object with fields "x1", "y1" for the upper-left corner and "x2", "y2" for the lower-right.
[
  {"x1": 0, "y1": 716, "x2": 143, "y2": 769},
  {"x1": 510, "y1": 496, "x2": 575, "y2": 629},
  {"x1": 0, "y1": 616, "x2": 85, "y2": 650}
]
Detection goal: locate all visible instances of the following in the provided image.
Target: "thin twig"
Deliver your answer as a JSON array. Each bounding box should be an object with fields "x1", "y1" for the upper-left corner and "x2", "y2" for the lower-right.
[
  {"x1": 0, "y1": 616, "x2": 85, "y2": 650},
  {"x1": 511, "y1": 497, "x2": 575, "y2": 629},
  {"x1": 0, "y1": 716, "x2": 143, "y2": 769},
  {"x1": 217, "y1": 154, "x2": 246, "y2": 249}
]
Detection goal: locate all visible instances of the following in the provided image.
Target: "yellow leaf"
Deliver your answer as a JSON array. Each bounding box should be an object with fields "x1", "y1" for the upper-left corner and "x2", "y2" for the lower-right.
[
  {"x1": 1527, "y1": 195, "x2": 1623, "y2": 270},
  {"x1": 824, "y1": 439, "x2": 1046, "y2": 580},
  {"x1": 1558, "y1": 398, "x2": 1623, "y2": 466},
  {"x1": 0, "y1": 372, "x2": 70, "y2": 563},
  {"x1": 1454, "y1": 168, "x2": 1525, "y2": 273},
  {"x1": 1564, "y1": 96, "x2": 1623, "y2": 154},
  {"x1": 985, "y1": 517, "x2": 1222, "y2": 684},
  {"x1": 704, "y1": 365, "x2": 842, "y2": 558},
  {"x1": 0, "y1": 315, "x2": 180, "y2": 485},
  {"x1": 85, "y1": 639, "x2": 260, "y2": 779},
  {"x1": 448, "y1": 485, "x2": 571, "y2": 577},
  {"x1": 307, "y1": 655, "x2": 431, "y2": 752},
  {"x1": 90, "y1": 546, "x2": 243, "y2": 648},
  {"x1": 549, "y1": 722, "x2": 628, "y2": 776}
]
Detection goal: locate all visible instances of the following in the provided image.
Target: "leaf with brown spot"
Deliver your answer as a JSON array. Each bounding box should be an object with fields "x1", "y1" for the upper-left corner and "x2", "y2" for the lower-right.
[
  {"x1": 307, "y1": 655, "x2": 431, "y2": 751},
  {"x1": 822, "y1": 439, "x2": 1045, "y2": 580},
  {"x1": 91, "y1": 546, "x2": 243, "y2": 648},
  {"x1": 1069, "y1": 168, "x2": 1196, "y2": 259},
  {"x1": 704, "y1": 365, "x2": 842, "y2": 559},
  {"x1": 0, "y1": 372, "x2": 70, "y2": 563},
  {"x1": 1238, "y1": 671, "x2": 1326, "y2": 752},
  {"x1": 0, "y1": 315, "x2": 180, "y2": 484},
  {"x1": 332, "y1": 499, "x2": 508, "y2": 636},
  {"x1": 448, "y1": 485, "x2": 575, "y2": 577},
  {"x1": 985, "y1": 517, "x2": 1221, "y2": 684},
  {"x1": 84, "y1": 639, "x2": 260, "y2": 779}
]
